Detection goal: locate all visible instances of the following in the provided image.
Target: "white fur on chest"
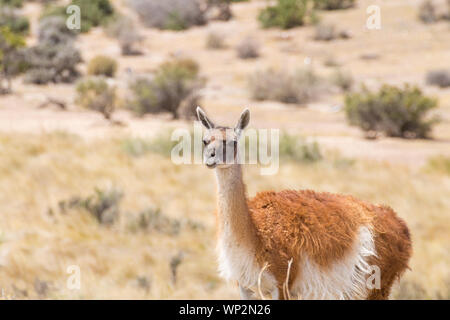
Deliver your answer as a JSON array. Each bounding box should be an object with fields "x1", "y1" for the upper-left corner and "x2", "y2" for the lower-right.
[
  {"x1": 216, "y1": 230, "x2": 262, "y2": 289},
  {"x1": 291, "y1": 226, "x2": 377, "y2": 300}
]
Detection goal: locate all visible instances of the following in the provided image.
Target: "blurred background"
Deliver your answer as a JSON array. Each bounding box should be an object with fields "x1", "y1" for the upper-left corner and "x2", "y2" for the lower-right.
[{"x1": 0, "y1": 0, "x2": 449, "y2": 299}]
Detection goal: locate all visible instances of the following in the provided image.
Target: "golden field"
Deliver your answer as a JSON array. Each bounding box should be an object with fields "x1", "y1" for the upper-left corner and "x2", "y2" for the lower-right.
[{"x1": 0, "y1": 0, "x2": 449, "y2": 299}]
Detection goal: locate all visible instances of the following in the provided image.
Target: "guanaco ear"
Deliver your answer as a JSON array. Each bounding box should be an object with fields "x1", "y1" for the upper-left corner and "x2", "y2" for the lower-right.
[
  {"x1": 196, "y1": 106, "x2": 215, "y2": 129},
  {"x1": 235, "y1": 108, "x2": 250, "y2": 132}
]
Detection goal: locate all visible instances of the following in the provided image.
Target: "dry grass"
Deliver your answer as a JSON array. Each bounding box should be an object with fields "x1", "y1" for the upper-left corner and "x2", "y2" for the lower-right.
[
  {"x1": 0, "y1": 0, "x2": 450, "y2": 300},
  {"x1": 0, "y1": 131, "x2": 449, "y2": 299}
]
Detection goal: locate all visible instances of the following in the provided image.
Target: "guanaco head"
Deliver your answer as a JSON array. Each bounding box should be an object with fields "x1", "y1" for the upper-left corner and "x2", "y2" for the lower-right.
[{"x1": 196, "y1": 107, "x2": 250, "y2": 169}]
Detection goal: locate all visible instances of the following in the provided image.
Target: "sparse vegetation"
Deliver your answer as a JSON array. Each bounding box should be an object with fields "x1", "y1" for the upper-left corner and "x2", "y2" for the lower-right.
[
  {"x1": 130, "y1": 0, "x2": 205, "y2": 30},
  {"x1": 258, "y1": 0, "x2": 316, "y2": 29},
  {"x1": 1, "y1": 131, "x2": 449, "y2": 299},
  {"x1": 249, "y1": 68, "x2": 324, "y2": 104},
  {"x1": 0, "y1": 0, "x2": 23, "y2": 8},
  {"x1": 87, "y1": 55, "x2": 118, "y2": 77},
  {"x1": 314, "y1": 23, "x2": 351, "y2": 41},
  {"x1": 122, "y1": 131, "x2": 185, "y2": 158},
  {"x1": 0, "y1": 26, "x2": 26, "y2": 94},
  {"x1": 425, "y1": 156, "x2": 450, "y2": 175},
  {"x1": 279, "y1": 133, "x2": 322, "y2": 162},
  {"x1": 56, "y1": 187, "x2": 123, "y2": 226},
  {"x1": 236, "y1": 36, "x2": 260, "y2": 59},
  {"x1": 0, "y1": 0, "x2": 449, "y2": 301},
  {"x1": 128, "y1": 59, "x2": 203, "y2": 119},
  {"x1": 24, "y1": 16, "x2": 81, "y2": 84},
  {"x1": 331, "y1": 69, "x2": 353, "y2": 92},
  {"x1": 418, "y1": 0, "x2": 450, "y2": 23},
  {"x1": 41, "y1": 0, "x2": 115, "y2": 32},
  {"x1": 313, "y1": 0, "x2": 355, "y2": 10},
  {"x1": 0, "y1": 7, "x2": 30, "y2": 35},
  {"x1": 345, "y1": 85, "x2": 439, "y2": 139},
  {"x1": 426, "y1": 69, "x2": 450, "y2": 88},
  {"x1": 204, "y1": 0, "x2": 233, "y2": 21},
  {"x1": 37, "y1": 16, "x2": 78, "y2": 45},
  {"x1": 130, "y1": 207, "x2": 181, "y2": 235},
  {"x1": 75, "y1": 77, "x2": 116, "y2": 120},
  {"x1": 105, "y1": 16, "x2": 142, "y2": 55},
  {"x1": 206, "y1": 30, "x2": 226, "y2": 49}
]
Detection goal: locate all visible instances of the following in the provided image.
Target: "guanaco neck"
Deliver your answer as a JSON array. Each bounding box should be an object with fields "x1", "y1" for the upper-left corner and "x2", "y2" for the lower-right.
[{"x1": 215, "y1": 164, "x2": 260, "y2": 251}]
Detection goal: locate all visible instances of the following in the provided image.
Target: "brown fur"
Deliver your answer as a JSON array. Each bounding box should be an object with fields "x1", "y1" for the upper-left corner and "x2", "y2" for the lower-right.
[{"x1": 244, "y1": 189, "x2": 412, "y2": 300}]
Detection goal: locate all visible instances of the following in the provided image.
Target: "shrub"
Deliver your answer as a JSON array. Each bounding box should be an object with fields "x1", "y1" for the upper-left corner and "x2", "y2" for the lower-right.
[
  {"x1": 105, "y1": 16, "x2": 142, "y2": 55},
  {"x1": 38, "y1": 16, "x2": 77, "y2": 45},
  {"x1": 0, "y1": 0, "x2": 23, "y2": 8},
  {"x1": 0, "y1": 26, "x2": 26, "y2": 94},
  {"x1": 24, "y1": 43, "x2": 81, "y2": 84},
  {"x1": 205, "y1": 0, "x2": 233, "y2": 21},
  {"x1": 314, "y1": 23, "x2": 336, "y2": 41},
  {"x1": 249, "y1": 68, "x2": 323, "y2": 104},
  {"x1": 76, "y1": 77, "x2": 116, "y2": 120},
  {"x1": 206, "y1": 30, "x2": 226, "y2": 49},
  {"x1": 314, "y1": 23, "x2": 351, "y2": 41},
  {"x1": 57, "y1": 187, "x2": 123, "y2": 225},
  {"x1": 24, "y1": 16, "x2": 81, "y2": 84},
  {"x1": 0, "y1": 7, "x2": 30, "y2": 35},
  {"x1": 122, "y1": 133, "x2": 178, "y2": 158},
  {"x1": 345, "y1": 85, "x2": 439, "y2": 139},
  {"x1": 419, "y1": 0, "x2": 438, "y2": 23},
  {"x1": 258, "y1": 0, "x2": 316, "y2": 29},
  {"x1": 129, "y1": 0, "x2": 205, "y2": 30},
  {"x1": 313, "y1": 0, "x2": 355, "y2": 10},
  {"x1": 130, "y1": 207, "x2": 181, "y2": 236},
  {"x1": 87, "y1": 55, "x2": 117, "y2": 77},
  {"x1": 128, "y1": 58, "x2": 203, "y2": 119},
  {"x1": 331, "y1": 69, "x2": 353, "y2": 91},
  {"x1": 42, "y1": 0, "x2": 115, "y2": 32},
  {"x1": 426, "y1": 69, "x2": 450, "y2": 88},
  {"x1": 279, "y1": 133, "x2": 322, "y2": 162},
  {"x1": 418, "y1": 0, "x2": 450, "y2": 23},
  {"x1": 236, "y1": 36, "x2": 260, "y2": 59},
  {"x1": 425, "y1": 156, "x2": 450, "y2": 175}
]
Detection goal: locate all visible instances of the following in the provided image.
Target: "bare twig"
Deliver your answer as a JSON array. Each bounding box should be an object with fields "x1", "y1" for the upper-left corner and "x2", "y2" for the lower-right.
[
  {"x1": 283, "y1": 258, "x2": 294, "y2": 300},
  {"x1": 257, "y1": 262, "x2": 270, "y2": 300}
]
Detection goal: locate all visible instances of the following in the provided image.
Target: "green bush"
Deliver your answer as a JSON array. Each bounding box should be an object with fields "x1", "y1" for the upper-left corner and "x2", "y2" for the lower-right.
[
  {"x1": 0, "y1": 0, "x2": 23, "y2": 8},
  {"x1": 313, "y1": 0, "x2": 355, "y2": 10},
  {"x1": 0, "y1": 26, "x2": 26, "y2": 94},
  {"x1": 128, "y1": 58, "x2": 203, "y2": 119},
  {"x1": 42, "y1": 0, "x2": 115, "y2": 32},
  {"x1": 122, "y1": 133, "x2": 178, "y2": 158},
  {"x1": 24, "y1": 15, "x2": 81, "y2": 84},
  {"x1": 0, "y1": 7, "x2": 30, "y2": 35},
  {"x1": 87, "y1": 55, "x2": 118, "y2": 77},
  {"x1": 425, "y1": 156, "x2": 450, "y2": 175},
  {"x1": 76, "y1": 77, "x2": 116, "y2": 120},
  {"x1": 249, "y1": 68, "x2": 324, "y2": 104},
  {"x1": 258, "y1": 0, "x2": 316, "y2": 29},
  {"x1": 345, "y1": 85, "x2": 439, "y2": 139},
  {"x1": 38, "y1": 16, "x2": 78, "y2": 45},
  {"x1": 279, "y1": 133, "x2": 322, "y2": 162}
]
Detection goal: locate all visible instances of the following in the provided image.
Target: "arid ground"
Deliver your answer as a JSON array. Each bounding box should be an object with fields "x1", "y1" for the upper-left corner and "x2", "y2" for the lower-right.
[{"x1": 0, "y1": 0, "x2": 449, "y2": 299}]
